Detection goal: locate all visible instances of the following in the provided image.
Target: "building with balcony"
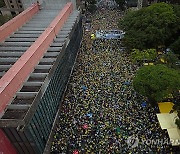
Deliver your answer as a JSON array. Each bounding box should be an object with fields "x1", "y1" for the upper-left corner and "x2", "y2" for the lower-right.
[{"x1": 0, "y1": 0, "x2": 24, "y2": 17}]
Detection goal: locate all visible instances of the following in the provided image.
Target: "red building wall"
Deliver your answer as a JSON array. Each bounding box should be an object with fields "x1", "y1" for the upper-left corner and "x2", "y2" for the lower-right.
[{"x1": 0, "y1": 129, "x2": 17, "y2": 154}]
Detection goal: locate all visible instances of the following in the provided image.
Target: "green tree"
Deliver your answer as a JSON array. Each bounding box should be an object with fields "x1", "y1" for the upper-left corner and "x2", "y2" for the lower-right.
[
  {"x1": 0, "y1": 0, "x2": 5, "y2": 8},
  {"x1": 175, "y1": 119, "x2": 180, "y2": 129},
  {"x1": 119, "y1": 3, "x2": 178, "y2": 50},
  {"x1": 162, "y1": 0, "x2": 180, "y2": 4},
  {"x1": 133, "y1": 64, "x2": 180, "y2": 104},
  {"x1": 0, "y1": 15, "x2": 12, "y2": 26},
  {"x1": 131, "y1": 49, "x2": 157, "y2": 63},
  {"x1": 170, "y1": 36, "x2": 180, "y2": 55},
  {"x1": 169, "y1": 5, "x2": 180, "y2": 54},
  {"x1": 170, "y1": 104, "x2": 180, "y2": 129},
  {"x1": 160, "y1": 51, "x2": 179, "y2": 68}
]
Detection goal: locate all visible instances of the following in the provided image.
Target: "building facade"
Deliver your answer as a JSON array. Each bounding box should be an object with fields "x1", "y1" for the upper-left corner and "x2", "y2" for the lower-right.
[
  {"x1": 0, "y1": 0, "x2": 24, "y2": 16},
  {"x1": 22, "y1": 0, "x2": 77, "y2": 9},
  {"x1": 0, "y1": 0, "x2": 78, "y2": 17}
]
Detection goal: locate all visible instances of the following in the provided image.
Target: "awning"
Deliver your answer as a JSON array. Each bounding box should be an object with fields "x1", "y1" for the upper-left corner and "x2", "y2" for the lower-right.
[
  {"x1": 156, "y1": 112, "x2": 180, "y2": 146},
  {"x1": 167, "y1": 128, "x2": 180, "y2": 146},
  {"x1": 156, "y1": 113, "x2": 177, "y2": 129},
  {"x1": 158, "y1": 102, "x2": 174, "y2": 113}
]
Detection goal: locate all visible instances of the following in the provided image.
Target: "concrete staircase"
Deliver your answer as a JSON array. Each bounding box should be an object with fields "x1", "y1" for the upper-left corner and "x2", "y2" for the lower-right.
[
  {"x1": 0, "y1": 9, "x2": 60, "y2": 79},
  {"x1": 0, "y1": 9, "x2": 79, "y2": 124}
]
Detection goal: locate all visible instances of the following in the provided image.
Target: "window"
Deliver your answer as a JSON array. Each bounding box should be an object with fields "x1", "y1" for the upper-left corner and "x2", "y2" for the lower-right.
[
  {"x1": 18, "y1": 0, "x2": 21, "y2": 3},
  {"x1": 10, "y1": 0, "x2": 12, "y2": 3},
  {"x1": 11, "y1": 5, "x2": 14, "y2": 8},
  {"x1": 19, "y1": 5, "x2": 22, "y2": 8}
]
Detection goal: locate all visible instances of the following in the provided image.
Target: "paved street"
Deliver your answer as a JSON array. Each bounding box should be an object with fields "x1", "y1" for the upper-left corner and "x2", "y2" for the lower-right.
[{"x1": 51, "y1": 8, "x2": 172, "y2": 153}]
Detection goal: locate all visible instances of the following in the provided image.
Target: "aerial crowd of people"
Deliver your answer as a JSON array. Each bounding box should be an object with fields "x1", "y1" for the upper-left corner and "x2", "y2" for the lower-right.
[{"x1": 51, "y1": 7, "x2": 175, "y2": 154}]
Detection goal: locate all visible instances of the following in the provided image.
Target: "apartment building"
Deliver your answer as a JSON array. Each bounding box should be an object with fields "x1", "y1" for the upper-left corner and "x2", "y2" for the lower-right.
[{"x1": 0, "y1": 0, "x2": 24, "y2": 16}]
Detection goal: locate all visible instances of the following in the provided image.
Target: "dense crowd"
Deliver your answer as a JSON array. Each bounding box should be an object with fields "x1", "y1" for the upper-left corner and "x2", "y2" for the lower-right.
[{"x1": 51, "y1": 8, "x2": 175, "y2": 154}]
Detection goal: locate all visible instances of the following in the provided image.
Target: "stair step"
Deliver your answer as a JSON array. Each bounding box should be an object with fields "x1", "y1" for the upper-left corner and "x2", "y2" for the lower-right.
[
  {"x1": 20, "y1": 27, "x2": 45, "y2": 31},
  {"x1": 53, "y1": 38, "x2": 66, "y2": 43},
  {"x1": 23, "y1": 24, "x2": 49, "y2": 28},
  {"x1": 0, "y1": 42, "x2": 32, "y2": 47},
  {"x1": 11, "y1": 34, "x2": 40, "y2": 38},
  {"x1": 7, "y1": 104, "x2": 31, "y2": 110},
  {"x1": 24, "y1": 82, "x2": 43, "y2": 87},
  {"x1": 40, "y1": 58, "x2": 56, "y2": 63},
  {"x1": 30, "y1": 73, "x2": 48, "y2": 78},
  {"x1": 45, "y1": 52, "x2": 59, "y2": 57},
  {"x1": 5, "y1": 38, "x2": 37, "y2": 42},
  {"x1": 35, "y1": 65, "x2": 52, "y2": 70},
  {"x1": 48, "y1": 47, "x2": 62, "y2": 52},
  {"x1": 0, "y1": 72, "x2": 6, "y2": 77},
  {"x1": 51, "y1": 42, "x2": 64, "y2": 47},
  {"x1": 0, "y1": 58, "x2": 18, "y2": 62},
  {"x1": 0, "y1": 52, "x2": 23, "y2": 57},
  {"x1": 0, "y1": 52, "x2": 56, "y2": 58},
  {"x1": 0, "y1": 65, "x2": 11, "y2": 70},
  {"x1": 0, "y1": 47, "x2": 28, "y2": 51},
  {"x1": 16, "y1": 92, "x2": 38, "y2": 99},
  {"x1": 15, "y1": 31, "x2": 43, "y2": 34}
]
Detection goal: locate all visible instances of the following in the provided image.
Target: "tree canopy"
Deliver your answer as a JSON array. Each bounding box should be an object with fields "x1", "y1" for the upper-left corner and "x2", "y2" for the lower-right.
[
  {"x1": 160, "y1": 51, "x2": 179, "y2": 68},
  {"x1": 119, "y1": 3, "x2": 180, "y2": 53},
  {"x1": 0, "y1": 15, "x2": 11, "y2": 26},
  {"x1": 0, "y1": 0, "x2": 5, "y2": 8},
  {"x1": 131, "y1": 49, "x2": 157, "y2": 63},
  {"x1": 161, "y1": 0, "x2": 180, "y2": 4},
  {"x1": 133, "y1": 64, "x2": 180, "y2": 104},
  {"x1": 169, "y1": 4, "x2": 180, "y2": 54}
]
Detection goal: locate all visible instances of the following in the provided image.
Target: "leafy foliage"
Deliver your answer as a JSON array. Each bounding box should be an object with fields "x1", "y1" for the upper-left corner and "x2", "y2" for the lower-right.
[
  {"x1": 133, "y1": 64, "x2": 180, "y2": 103},
  {"x1": 171, "y1": 104, "x2": 180, "y2": 117},
  {"x1": 169, "y1": 36, "x2": 180, "y2": 55},
  {"x1": 168, "y1": 4, "x2": 180, "y2": 54},
  {"x1": 171, "y1": 103, "x2": 180, "y2": 128},
  {"x1": 0, "y1": 0, "x2": 5, "y2": 8},
  {"x1": 175, "y1": 119, "x2": 180, "y2": 129},
  {"x1": 0, "y1": 15, "x2": 12, "y2": 26},
  {"x1": 167, "y1": 0, "x2": 180, "y2": 4},
  {"x1": 160, "y1": 51, "x2": 179, "y2": 68},
  {"x1": 131, "y1": 49, "x2": 157, "y2": 63},
  {"x1": 119, "y1": 3, "x2": 179, "y2": 52}
]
